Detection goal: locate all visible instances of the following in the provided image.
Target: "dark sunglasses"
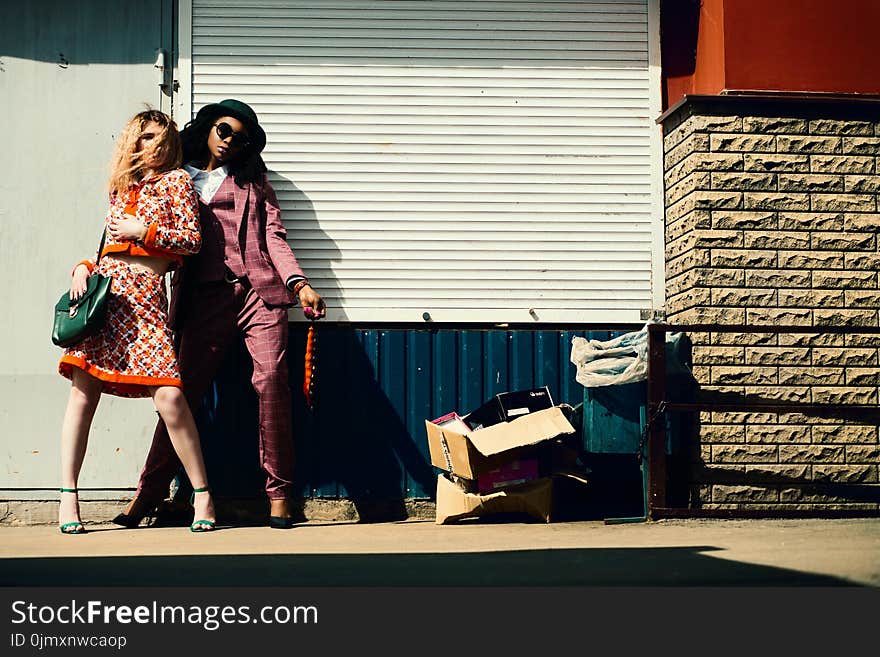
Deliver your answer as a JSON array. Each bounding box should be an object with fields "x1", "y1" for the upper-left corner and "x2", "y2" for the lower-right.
[{"x1": 213, "y1": 122, "x2": 251, "y2": 148}]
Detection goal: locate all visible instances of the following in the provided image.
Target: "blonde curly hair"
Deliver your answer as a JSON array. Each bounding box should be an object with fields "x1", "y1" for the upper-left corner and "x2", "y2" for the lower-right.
[{"x1": 108, "y1": 109, "x2": 182, "y2": 196}]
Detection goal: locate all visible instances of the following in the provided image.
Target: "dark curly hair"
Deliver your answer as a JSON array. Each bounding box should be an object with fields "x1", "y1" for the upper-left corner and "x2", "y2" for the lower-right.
[{"x1": 179, "y1": 112, "x2": 266, "y2": 186}]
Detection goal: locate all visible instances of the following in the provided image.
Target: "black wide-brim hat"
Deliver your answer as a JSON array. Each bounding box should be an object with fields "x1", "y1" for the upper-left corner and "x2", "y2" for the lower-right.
[{"x1": 194, "y1": 98, "x2": 267, "y2": 154}]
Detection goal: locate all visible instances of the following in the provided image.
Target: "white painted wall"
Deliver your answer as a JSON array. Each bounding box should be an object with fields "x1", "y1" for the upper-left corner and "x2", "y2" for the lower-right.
[{"x1": 0, "y1": 0, "x2": 172, "y2": 496}]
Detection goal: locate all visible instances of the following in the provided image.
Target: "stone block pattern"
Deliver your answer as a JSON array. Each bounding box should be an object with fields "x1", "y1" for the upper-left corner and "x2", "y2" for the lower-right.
[{"x1": 663, "y1": 108, "x2": 880, "y2": 511}]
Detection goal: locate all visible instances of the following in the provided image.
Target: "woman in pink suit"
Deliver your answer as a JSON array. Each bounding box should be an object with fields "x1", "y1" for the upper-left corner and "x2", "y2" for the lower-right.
[{"x1": 113, "y1": 100, "x2": 325, "y2": 529}]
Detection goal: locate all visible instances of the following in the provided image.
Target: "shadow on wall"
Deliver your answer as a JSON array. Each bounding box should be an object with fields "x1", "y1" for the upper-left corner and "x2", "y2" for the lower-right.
[
  {"x1": 0, "y1": 0, "x2": 169, "y2": 63},
  {"x1": 289, "y1": 327, "x2": 437, "y2": 521},
  {"x1": 688, "y1": 387, "x2": 880, "y2": 507},
  {"x1": 177, "y1": 173, "x2": 435, "y2": 521},
  {"x1": 187, "y1": 325, "x2": 436, "y2": 523},
  {"x1": 659, "y1": 0, "x2": 701, "y2": 108},
  {"x1": 269, "y1": 174, "x2": 342, "y2": 319}
]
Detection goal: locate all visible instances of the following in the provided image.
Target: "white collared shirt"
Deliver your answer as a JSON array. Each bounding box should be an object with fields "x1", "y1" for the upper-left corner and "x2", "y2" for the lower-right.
[{"x1": 183, "y1": 163, "x2": 229, "y2": 203}]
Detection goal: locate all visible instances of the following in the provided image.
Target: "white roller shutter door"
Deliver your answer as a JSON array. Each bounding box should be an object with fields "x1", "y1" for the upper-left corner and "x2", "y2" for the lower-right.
[{"x1": 184, "y1": 0, "x2": 661, "y2": 323}]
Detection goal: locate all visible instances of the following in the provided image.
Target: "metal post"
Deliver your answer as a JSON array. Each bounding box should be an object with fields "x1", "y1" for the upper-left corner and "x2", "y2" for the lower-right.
[{"x1": 646, "y1": 324, "x2": 667, "y2": 518}]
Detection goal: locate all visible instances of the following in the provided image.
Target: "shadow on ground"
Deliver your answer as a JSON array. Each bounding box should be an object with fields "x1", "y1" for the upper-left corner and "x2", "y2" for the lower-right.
[{"x1": 0, "y1": 547, "x2": 855, "y2": 587}]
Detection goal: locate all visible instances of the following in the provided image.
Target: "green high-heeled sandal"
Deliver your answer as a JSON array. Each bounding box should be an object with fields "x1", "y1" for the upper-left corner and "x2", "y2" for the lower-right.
[
  {"x1": 190, "y1": 487, "x2": 216, "y2": 532},
  {"x1": 59, "y1": 488, "x2": 86, "y2": 535}
]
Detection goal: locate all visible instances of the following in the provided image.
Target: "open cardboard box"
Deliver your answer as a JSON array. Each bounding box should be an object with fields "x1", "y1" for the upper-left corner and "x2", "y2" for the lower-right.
[
  {"x1": 425, "y1": 404, "x2": 587, "y2": 523},
  {"x1": 424, "y1": 405, "x2": 576, "y2": 481},
  {"x1": 435, "y1": 470, "x2": 590, "y2": 525}
]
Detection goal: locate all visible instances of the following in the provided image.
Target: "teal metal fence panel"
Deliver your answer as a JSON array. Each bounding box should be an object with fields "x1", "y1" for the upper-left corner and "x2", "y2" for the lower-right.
[{"x1": 195, "y1": 327, "x2": 625, "y2": 502}]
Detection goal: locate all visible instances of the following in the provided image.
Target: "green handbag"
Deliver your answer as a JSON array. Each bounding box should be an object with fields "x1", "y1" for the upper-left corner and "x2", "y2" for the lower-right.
[{"x1": 52, "y1": 231, "x2": 113, "y2": 348}]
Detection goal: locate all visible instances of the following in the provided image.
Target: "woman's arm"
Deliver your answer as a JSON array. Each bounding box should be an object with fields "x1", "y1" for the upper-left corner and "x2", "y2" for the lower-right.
[
  {"x1": 69, "y1": 217, "x2": 111, "y2": 299},
  {"x1": 141, "y1": 170, "x2": 202, "y2": 255}
]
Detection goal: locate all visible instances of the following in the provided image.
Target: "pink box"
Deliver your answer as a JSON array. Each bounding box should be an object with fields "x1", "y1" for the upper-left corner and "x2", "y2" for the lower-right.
[
  {"x1": 477, "y1": 458, "x2": 540, "y2": 493},
  {"x1": 431, "y1": 411, "x2": 471, "y2": 435}
]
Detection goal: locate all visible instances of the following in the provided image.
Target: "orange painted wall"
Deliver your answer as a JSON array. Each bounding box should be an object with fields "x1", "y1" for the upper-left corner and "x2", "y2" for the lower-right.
[
  {"x1": 723, "y1": 0, "x2": 880, "y2": 95},
  {"x1": 693, "y1": 0, "x2": 726, "y2": 96},
  {"x1": 662, "y1": 0, "x2": 880, "y2": 109}
]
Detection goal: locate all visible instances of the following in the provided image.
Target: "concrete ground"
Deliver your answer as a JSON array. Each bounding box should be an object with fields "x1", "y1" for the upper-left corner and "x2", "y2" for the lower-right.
[{"x1": 1, "y1": 517, "x2": 878, "y2": 587}]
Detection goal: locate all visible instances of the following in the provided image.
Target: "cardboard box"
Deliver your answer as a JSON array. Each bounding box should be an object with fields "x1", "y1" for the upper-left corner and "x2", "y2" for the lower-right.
[
  {"x1": 425, "y1": 405, "x2": 576, "y2": 481},
  {"x1": 435, "y1": 473, "x2": 553, "y2": 524},
  {"x1": 477, "y1": 458, "x2": 540, "y2": 493},
  {"x1": 435, "y1": 470, "x2": 591, "y2": 525}
]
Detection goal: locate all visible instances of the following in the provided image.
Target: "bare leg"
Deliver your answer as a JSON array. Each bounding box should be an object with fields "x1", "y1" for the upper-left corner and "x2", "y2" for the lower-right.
[
  {"x1": 270, "y1": 498, "x2": 292, "y2": 519},
  {"x1": 149, "y1": 385, "x2": 216, "y2": 528},
  {"x1": 59, "y1": 369, "x2": 102, "y2": 530},
  {"x1": 134, "y1": 282, "x2": 238, "y2": 516}
]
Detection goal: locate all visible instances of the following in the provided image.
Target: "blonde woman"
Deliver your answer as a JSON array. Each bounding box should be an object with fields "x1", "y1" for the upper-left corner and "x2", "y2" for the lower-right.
[{"x1": 57, "y1": 109, "x2": 216, "y2": 534}]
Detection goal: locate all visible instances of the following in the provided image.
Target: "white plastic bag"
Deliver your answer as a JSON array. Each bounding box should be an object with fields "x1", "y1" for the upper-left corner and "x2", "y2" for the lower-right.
[{"x1": 570, "y1": 324, "x2": 683, "y2": 388}]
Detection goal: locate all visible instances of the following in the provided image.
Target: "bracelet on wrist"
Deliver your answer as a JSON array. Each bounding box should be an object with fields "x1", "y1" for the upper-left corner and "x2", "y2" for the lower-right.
[{"x1": 291, "y1": 280, "x2": 310, "y2": 297}]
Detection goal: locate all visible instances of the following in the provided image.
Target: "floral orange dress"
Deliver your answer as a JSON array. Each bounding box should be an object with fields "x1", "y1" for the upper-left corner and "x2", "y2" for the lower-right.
[{"x1": 58, "y1": 169, "x2": 201, "y2": 397}]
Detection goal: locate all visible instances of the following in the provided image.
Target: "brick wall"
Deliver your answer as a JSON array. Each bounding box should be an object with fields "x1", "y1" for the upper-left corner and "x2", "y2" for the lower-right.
[{"x1": 661, "y1": 97, "x2": 880, "y2": 511}]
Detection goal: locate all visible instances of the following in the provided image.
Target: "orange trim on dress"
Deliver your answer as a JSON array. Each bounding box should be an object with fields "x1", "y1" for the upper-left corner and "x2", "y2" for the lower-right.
[
  {"x1": 59, "y1": 354, "x2": 182, "y2": 391},
  {"x1": 100, "y1": 243, "x2": 184, "y2": 266},
  {"x1": 142, "y1": 221, "x2": 159, "y2": 247},
  {"x1": 123, "y1": 188, "x2": 139, "y2": 215},
  {"x1": 73, "y1": 221, "x2": 184, "y2": 273},
  {"x1": 97, "y1": 182, "x2": 187, "y2": 266}
]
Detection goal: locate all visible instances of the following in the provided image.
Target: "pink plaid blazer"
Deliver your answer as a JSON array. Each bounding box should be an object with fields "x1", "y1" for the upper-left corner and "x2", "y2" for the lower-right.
[{"x1": 169, "y1": 173, "x2": 306, "y2": 327}]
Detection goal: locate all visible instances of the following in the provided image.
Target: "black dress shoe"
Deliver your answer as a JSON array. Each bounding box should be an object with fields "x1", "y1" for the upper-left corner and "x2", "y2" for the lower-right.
[
  {"x1": 111, "y1": 496, "x2": 159, "y2": 529},
  {"x1": 268, "y1": 516, "x2": 295, "y2": 529},
  {"x1": 111, "y1": 512, "x2": 140, "y2": 528}
]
